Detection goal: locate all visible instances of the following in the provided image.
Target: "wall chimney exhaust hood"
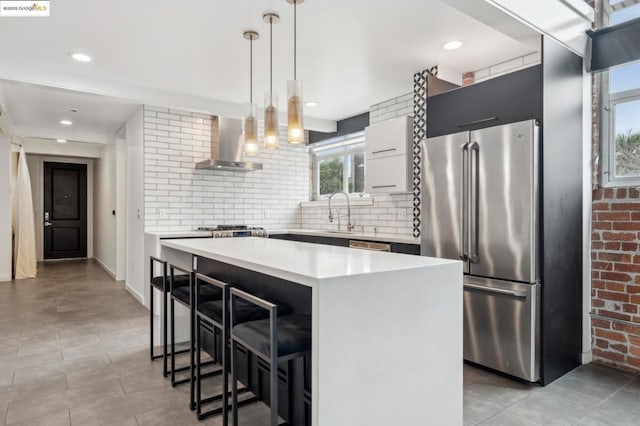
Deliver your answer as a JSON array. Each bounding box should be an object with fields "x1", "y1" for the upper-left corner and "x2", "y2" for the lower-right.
[{"x1": 195, "y1": 116, "x2": 263, "y2": 172}]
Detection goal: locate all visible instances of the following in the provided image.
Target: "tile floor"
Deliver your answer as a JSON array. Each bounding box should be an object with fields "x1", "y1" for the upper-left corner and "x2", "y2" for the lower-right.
[{"x1": 0, "y1": 260, "x2": 638, "y2": 425}]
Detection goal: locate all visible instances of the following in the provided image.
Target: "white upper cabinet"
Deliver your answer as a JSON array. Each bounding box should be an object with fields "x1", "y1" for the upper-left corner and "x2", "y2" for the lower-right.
[
  {"x1": 365, "y1": 115, "x2": 412, "y2": 193},
  {"x1": 365, "y1": 115, "x2": 412, "y2": 159}
]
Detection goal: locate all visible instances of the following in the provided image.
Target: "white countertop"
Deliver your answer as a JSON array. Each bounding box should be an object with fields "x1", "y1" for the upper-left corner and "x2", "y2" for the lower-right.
[
  {"x1": 145, "y1": 230, "x2": 213, "y2": 239},
  {"x1": 161, "y1": 237, "x2": 455, "y2": 287},
  {"x1": 269, "y1": 228, "x2": 420, "y2": 245}
]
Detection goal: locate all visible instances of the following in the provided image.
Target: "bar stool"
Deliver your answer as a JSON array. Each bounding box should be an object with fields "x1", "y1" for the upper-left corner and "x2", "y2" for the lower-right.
[
  {"x1": 230, "y1": 288, "x2": 312, "y2": 426},
  {"x1": 169, "y1": 263, "x2": 221, "y2": 410},
  {"x1": 149, "y1": 256, "x2": 190, "y2": 377},
  {"x1": 194, "y1": 274, "x2": 270, "y2": 422}
]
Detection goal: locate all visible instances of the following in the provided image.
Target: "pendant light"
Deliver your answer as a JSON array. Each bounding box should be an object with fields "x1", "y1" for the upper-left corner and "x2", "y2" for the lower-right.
[
  {"x1": 263, "y1": 13, "x2": 280, "y2": 150},
  {"x1": 243, "y1": 30, "x2": 260, "y2": 155},
  {"x1": 286, "y1": 0, "x2": 304, "y2": 144}
]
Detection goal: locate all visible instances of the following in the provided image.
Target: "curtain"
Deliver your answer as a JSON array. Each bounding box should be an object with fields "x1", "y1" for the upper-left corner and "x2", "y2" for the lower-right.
[{"x1": 14, "y1": 147, "x2": 36, "y2": 279}]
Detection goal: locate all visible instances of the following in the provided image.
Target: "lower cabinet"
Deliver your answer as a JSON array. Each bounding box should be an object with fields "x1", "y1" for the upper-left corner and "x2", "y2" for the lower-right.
[{"x1": 269, "y1": 233, "x2": 420, "y2": 255}]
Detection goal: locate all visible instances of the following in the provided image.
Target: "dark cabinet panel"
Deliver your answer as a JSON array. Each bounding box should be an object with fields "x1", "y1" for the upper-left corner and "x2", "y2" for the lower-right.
[{"x1": 427, "y1": 65, "x2": 542, "y2": 138}]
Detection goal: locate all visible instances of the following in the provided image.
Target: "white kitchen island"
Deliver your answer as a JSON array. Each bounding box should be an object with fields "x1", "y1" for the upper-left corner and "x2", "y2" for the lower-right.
[{"x1": 161, "y1": 237, "x2": 462, "y2": 426}]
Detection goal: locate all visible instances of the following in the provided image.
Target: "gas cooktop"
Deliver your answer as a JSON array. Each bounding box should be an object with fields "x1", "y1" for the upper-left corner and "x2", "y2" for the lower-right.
[
  {"x1": 196, "y1": 225, "x2": 264, "y2": 231},
  {"x1": 195, "y1": 225, "x2": 268, "y2": 238}
]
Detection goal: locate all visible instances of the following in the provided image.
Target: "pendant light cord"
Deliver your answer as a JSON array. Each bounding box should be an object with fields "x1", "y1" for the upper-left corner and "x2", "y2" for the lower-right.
[
  {"x1": 294, "y1": 0, "x2": 297, "y2": 80},
  {"x1": 249, "y1": 36, "x2": 253, "y2": 104},
  {"x1": 270, "y1": 18, "x2": 273, "y2": 105}
]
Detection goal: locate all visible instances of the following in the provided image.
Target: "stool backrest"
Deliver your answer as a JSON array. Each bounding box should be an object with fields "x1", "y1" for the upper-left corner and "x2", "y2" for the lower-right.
[{"x1": 230, "y1": 287, "x2": 278, "y2": 362}]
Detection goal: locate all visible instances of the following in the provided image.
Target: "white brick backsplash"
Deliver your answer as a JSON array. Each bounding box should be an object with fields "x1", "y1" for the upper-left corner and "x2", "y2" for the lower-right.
[
  {"x1": 300, "y1": 193, "x2": 413, "y2": 236},
  {"x1": 143, "y1": 105, "x2": 310, "y2": 232},
  {"x1": 473, "y1": 52, "x2": 541, "y2": 83}
]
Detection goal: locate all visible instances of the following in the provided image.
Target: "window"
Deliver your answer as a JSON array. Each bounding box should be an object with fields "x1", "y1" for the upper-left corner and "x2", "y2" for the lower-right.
[
  {"x1": 311, "y1": 133, "x2": 366, "y2": 198},
  {"x1": 598, "y1": 1, "x2": 640, "y2": 186},
  {"x1": 602, "y1": 61, "x2": 640, "y2": 186}
]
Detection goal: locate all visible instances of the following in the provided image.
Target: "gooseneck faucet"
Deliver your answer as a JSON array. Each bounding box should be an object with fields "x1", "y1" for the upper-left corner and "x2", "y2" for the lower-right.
[{"x1": 328, "y1": 191, "x2": 356, "y2": 232}]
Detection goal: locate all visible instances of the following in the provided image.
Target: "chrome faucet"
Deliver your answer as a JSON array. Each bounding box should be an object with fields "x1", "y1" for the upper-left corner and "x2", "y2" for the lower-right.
[{"x1": 328, "y1": 191, "x2": 356, "y2": 232}]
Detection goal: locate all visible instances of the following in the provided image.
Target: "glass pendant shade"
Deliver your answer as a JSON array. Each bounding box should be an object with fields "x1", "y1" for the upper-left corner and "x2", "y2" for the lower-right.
[
  {"x1": 287, "y1": 79, "x2": 304, "y2": 144},
  {"x1": 243, "y1": 103, "x2": 259, "y2": 155},
  {"x1": 264, "y1": 91, "x2": 279, "y2": 149}
]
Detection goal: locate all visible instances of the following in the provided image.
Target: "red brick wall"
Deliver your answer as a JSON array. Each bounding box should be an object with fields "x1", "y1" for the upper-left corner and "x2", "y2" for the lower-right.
[
  {"x1": 462, "y1": 71, "x2": 475, "y2": 86},
  {"x1": 591, "y1": 187, "x2": 640, "y2": 372}
]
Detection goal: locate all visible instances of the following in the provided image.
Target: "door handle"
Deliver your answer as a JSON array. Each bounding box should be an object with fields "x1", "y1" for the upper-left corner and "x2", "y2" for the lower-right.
[
  {"x1": 44, "y1": 221, "x2": 52, "y2": 227},
  {"x1": 459, "y1": 142, "x2": 469, "y2": 261},
  {"x1": 372, "y1": 148, "x2": 397, "y2": 155},
  {"x1": 372, "y1": 184, "x2": 397, "y2": 189},
  {"x1": 464, "y1": 283, "x2": 527, "y2": 299},
  {"x1": 469, "y1": 142, "x2": 480, "y2": 263}
]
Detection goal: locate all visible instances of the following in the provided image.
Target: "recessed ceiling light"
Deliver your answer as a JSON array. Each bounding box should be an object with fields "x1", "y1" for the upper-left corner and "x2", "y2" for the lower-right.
[
  {"x1": 305, "y1": 101, "x2": 318, "y2": 107},
  {"x1": 56, "y1": 139, "x2": 67, "y2": 143},
  {"x1": 70, "y1": 52, "x2": 92, "y2": 63},
  {"x1": 59, "y1": 119, "x2": 73, "y2": 126},
  {"x1": 443, "y1": 40, "x2": 463, "y2": 50}
]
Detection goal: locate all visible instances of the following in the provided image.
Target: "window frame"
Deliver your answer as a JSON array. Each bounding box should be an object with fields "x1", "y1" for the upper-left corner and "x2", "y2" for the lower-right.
[
  {"x1": 601, "y1": 69, "x2": 640, "y2": 187},
  {"x1": 311, "y1": 133, "x2": 367, "y2": 200},
  {"x1": 598, "y1": 0, "x2": 640, "y2": 186}
]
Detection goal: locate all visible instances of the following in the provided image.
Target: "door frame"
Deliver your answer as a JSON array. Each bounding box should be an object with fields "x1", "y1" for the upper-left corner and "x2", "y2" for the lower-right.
[{"x1": 31, "y1": 156, "x2": 93, "y2": 261}]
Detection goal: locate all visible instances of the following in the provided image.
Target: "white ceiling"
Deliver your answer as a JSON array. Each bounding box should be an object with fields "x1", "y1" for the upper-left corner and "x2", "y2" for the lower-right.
[
  {"x1": 0, "y1": 82, "x2": 140, "y2": 144},
  {"x1": 0, "y1": 0, "x2": 539, "y2": 128}
]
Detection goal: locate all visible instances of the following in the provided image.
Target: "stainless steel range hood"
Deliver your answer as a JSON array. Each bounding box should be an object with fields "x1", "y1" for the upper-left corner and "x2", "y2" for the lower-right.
[{"x1": 195, "y1": 116, "x2": 263, "y2": 172}]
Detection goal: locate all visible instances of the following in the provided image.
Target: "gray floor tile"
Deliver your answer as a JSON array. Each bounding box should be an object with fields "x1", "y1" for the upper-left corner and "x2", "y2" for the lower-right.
[
  {"x1": 551, "y1": 365, "x2": 635, "y2": 402},
  {"x1": 577, "y1": 390, "x2": 640, "y2": 426},
  {"x1": 9, "y1": 409, "x2": 71, "y2": 426},
  {"x1": 479, "y1": 410, "x2": 543, "y2": 425},
  {"x1": 464, "y1": 394, "x2": 506, "y2": 425},
  {"x1": 503, "y1": 385, "x2": 602, "y2": 425},
  {"x1": 5, "y1": 378, "x2": 123, "y2": 424}
]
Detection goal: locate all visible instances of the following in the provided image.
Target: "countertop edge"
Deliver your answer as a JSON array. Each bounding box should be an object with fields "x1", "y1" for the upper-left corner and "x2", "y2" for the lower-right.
[{"x1": 268, "y1": 229, "x2": 420, "y2": 245}]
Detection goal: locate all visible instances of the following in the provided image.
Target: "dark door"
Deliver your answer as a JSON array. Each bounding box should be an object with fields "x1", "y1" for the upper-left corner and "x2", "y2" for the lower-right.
[{"x1": 43, "y1": 162, "x2": 87, "y2": 259}]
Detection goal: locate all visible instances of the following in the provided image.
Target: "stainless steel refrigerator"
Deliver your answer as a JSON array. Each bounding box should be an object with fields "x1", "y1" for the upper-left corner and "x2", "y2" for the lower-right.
[{"x1": 421, "y1": 119, "x2": 541, "y2": 382}]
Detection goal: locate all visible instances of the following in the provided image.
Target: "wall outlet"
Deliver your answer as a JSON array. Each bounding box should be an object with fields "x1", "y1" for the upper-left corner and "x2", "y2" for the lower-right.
[
  {"x1": 159, "y1": 209, "x2": 168, "y2": 219},
  {"x1": 264, "y1": 209, "x2": 271, "y2": 220},
  {"x1": 398, "y1": 208, "x2": 408, "y2": 220}
]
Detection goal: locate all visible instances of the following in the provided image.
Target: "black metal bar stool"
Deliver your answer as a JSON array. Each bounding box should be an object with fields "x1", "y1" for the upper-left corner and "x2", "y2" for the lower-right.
[
  {"x1": 230, "y1": 288, "x2": 312, "y2": 426},
  {"x1": 194, "y1": 274, "x2": 269, "y2": 422},
  {"x1": 149, "y1": 256, "x2": 190, "y2": 377},
  {"x1": 169, "y1": 263, "x2": 221, "y2": 410}
]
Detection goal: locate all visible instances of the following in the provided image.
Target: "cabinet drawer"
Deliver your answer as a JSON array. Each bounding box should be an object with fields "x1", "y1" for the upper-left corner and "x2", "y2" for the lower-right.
[
  {"x1": 365, "y1": 116, "x2": 411, "y2": 159},
  {"x1": 365, "y1": 154, "x2": 410, "y2": 194}
]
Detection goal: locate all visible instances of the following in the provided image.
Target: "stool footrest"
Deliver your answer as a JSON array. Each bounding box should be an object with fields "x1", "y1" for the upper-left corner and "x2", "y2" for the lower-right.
[{"x1": 197, "y1": 390, "x2": 256, "y2": 421}]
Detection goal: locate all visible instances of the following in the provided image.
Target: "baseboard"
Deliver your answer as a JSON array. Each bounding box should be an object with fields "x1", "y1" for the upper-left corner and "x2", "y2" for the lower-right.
[
  {"x1": 94, "y1": 257, "x2": 116, "y2": 279},
  {"x1": 126, "y1": 284, "x2": 144, "y2": 305},
  {"x1": 0, "y1": 274, "x2": 11, "y2": 283},
  {"x1": 582, "y1": 350, "x2": 593, "y2": 364}
]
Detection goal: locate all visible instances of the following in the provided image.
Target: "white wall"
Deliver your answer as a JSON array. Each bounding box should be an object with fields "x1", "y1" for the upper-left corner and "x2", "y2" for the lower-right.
[
  {"x1": 26, "y1": 155, "x2": 94, "y2": 261},
  {"x1": 125, "y1": 107, "x2": 145, "y2": 303},
  {"x1": 0, "y1": 137, "x2": 12, "y2": 282},
  {"x1": 93, "y1": 143, "x2": 117, "y2": 277},
  {"x1": 20, "y1": 138, "x2": 103, "y2": 158},
  {"x1": 143, "y1": 106, "x2": 309, "y2": 232},
  {"x1": 115, "y1": 137, "x2": 127, "y2": 281}
]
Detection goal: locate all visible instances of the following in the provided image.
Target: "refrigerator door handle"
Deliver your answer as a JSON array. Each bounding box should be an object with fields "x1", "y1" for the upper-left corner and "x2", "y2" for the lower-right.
[
  {"x1": 459, "y1": 142, "x2": 469, "y2": 261},
  {"x1": 464, "y1": 283, "x2": 527, "y2": 299},
  {"x1": 469, "y1": 141, "x2": 480, "y2": 263}
]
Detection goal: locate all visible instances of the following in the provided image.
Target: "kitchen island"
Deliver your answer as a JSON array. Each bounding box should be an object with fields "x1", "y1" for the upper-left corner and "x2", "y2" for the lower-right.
[{"x1": 161, "y1": 237, "x2": 462, "y2": 426}]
